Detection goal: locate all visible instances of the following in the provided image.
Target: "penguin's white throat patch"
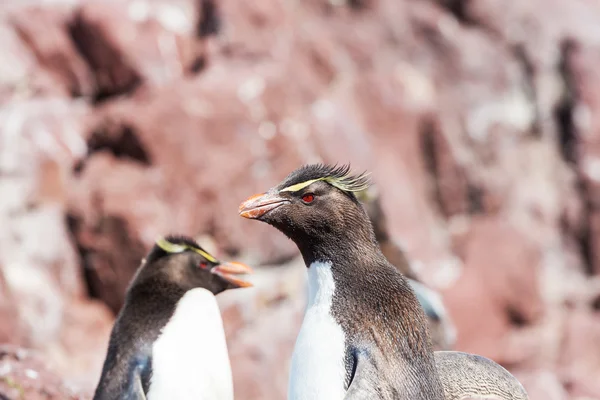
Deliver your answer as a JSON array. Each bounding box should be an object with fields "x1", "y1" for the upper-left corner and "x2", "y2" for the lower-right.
[{"x1": 289, "y1": 261, "x2": 347, "y2": 400}]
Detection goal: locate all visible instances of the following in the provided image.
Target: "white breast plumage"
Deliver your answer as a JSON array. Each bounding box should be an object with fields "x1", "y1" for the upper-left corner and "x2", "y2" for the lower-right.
[
  {"x1": 147, "y1": 288, "x2": 234, "y2": 400},
  {"x1": 288, "y1": 261, "x2": 347, "y2": 400}
]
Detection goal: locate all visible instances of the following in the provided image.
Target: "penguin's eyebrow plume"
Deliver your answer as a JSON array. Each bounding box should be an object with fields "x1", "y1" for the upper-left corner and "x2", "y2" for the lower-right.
[
  {"x1": 155, "y1": 236, "x2": 218, "y2": 263},
  {"x1": 161, "y1": 235, "x2": 203, "y2": 250},
  {"x1": 279, "y1": 164, "x2": 371, "y2": 194}
]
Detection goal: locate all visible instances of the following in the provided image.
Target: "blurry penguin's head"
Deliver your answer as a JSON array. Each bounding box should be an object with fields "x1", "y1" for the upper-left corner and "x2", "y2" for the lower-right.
[{"x1": 141, "y1": 235, "x2": 253, "y2": 294}]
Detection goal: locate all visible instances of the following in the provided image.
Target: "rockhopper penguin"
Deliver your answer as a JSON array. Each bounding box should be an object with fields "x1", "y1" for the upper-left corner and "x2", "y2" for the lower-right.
[
  {"x1": 239, "y1": 164, "x2": 445, "y2": 400},
  {"x1": 92, "y1": 235, "x2": 253, "y2": 400},
  {"x1": 239, "y1": 164, "x2": 529, "y2": 400}
]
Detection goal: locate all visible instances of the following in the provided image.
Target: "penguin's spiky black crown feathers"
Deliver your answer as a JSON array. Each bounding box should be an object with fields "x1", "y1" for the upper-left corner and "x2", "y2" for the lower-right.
[
  {"x1": 161, "y1": 235, "x2": 202, "y2": 249},
  {"x1": 277, "y1": 163, "x2": 371, "y2": 194},
  {"x1": 147, "y1": 234, "x2": 218, "y2": 263}
]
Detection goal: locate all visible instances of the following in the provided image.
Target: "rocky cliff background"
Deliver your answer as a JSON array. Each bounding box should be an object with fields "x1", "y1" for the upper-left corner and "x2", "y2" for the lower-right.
[{"x1": 1, "y1": 0, "x2": 600, "y2": 399}]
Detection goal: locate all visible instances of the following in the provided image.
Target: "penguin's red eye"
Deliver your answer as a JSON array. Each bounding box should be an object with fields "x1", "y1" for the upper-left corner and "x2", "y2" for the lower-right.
[
  {"x1": 302, "y1": 194, "x2": 315, "y2": 203},
  {"x1": 199, "y1": 262, "x2": 208, "y2": 269}
]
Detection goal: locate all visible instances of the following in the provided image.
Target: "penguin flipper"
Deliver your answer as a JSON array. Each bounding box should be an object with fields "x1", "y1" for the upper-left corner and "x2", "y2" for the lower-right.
[
  {"x1": 343, "y1": 352, "x2": 381, "y2": 400},
  {"x1": 434, "y1": 351, "x2": 529, "y2": 400},
  {"x1": 125, "y1": 371, "x2": 147, "y2": 400}
]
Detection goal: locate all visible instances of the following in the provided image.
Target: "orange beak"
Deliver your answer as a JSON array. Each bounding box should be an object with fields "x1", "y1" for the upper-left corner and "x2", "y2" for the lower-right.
[
  {"x1": 238, "y1": 192, "x2": 290, "y2": 219},
  {"x1": 211, "y1": 261, "x2": 254, "y2": 288}
]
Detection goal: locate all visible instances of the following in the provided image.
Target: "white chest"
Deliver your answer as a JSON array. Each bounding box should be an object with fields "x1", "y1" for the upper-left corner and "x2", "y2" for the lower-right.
[
  {"x1": 148, "y1": 288, "x2": 233, "y2": 400},
  {"x1": 288, "y1": 261, "x2": 347, "y2": 400}
]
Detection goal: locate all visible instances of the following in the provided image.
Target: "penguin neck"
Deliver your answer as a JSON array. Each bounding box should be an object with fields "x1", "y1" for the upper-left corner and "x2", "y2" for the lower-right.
[{"x1": 295, "y1": 217, "x2": 384, "y2": 273}]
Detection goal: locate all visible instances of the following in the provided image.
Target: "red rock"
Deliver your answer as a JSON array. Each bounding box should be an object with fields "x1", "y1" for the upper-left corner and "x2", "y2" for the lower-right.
[
  {"x1": 68, "y1": 0, "x2": 205, "y2": 99},
  {"x1": 0, "y1": 345, "x2": 87, "y2": 400},
  {"x1": 0, "y1": 19, "x2": 65, "y2": 102},
  {"x1": 420, "y1": 118, "x2": 470, "y2": 218},
  {"x1": 67, "y1": 157, "x2": 149, "y2": 313},
  {"x1": 442, "y1": 217, "x2": 543, "y2": 364},
  {"x1": 9, "y1": 6, "x2": 95, "y2": 97},
  {"x1": 558, "y1": 309, "x2": 600, "y2": 397},
  {"x1": 560, "y1": 40, "x2": 600, "y2": 276},
  {"x1": 3, "y1": 0, "x2": 600, "y2": 399},
  {"x1": 43, "y1": 299, "x2": 114, "y2": 394},
  {"x1": 510, "y1": 370, "x2": 569, "y2": 400},
  {"x1": 0, "y1": 273, "x2": 20, "y2": 345},
  {"x1": 0, "y1": 98, "x2": 113, "y2": 395}
]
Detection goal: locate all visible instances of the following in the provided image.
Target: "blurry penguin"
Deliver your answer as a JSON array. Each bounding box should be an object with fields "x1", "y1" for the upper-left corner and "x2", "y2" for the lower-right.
[{"x1": 93, "y1": 235, "x2": 253, "y2": 400}]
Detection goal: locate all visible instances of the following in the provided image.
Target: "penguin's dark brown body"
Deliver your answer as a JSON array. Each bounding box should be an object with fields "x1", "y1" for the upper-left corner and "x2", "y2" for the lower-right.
[{"x1": 239, "y1": 163, "x2": 530, "y2": 400}]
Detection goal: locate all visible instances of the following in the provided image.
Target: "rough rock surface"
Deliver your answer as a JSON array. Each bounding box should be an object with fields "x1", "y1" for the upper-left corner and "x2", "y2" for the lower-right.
[
  {"x1": 1, "y1": 0, "x2": 600, "y2": 399},
  {"x1": 0, "y1": 345, "x2": 86, "y2": 400}
]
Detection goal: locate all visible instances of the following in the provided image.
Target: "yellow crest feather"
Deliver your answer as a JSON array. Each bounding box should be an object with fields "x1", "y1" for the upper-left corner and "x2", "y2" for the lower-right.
[
  {"x1": 277, "y1": 164, "x2": 372, "y2": 194},
  {"x1": 155, "y1": 237, "x2": 218, "y2": 263},
  {"x1": 280, "y1": 179, "x2": 321, "y2": 193}
]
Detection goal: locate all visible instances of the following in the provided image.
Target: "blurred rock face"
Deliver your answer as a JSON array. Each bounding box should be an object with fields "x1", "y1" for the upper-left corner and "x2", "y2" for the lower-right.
[
  {"x1": 0, "y1": 345, "x2": 86, "y2": 400},
  {"x1": 1, "y1": 0, "x2": 600, "y2": 399}
]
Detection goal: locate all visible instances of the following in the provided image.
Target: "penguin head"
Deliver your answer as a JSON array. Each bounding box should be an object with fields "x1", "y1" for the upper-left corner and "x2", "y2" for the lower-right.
[
  {"x1": 238, "y1": 164, "x2": 374, "y2": 251},
  {"x1": 142, "y1": 235, "x2": 253, "y2": 294}
]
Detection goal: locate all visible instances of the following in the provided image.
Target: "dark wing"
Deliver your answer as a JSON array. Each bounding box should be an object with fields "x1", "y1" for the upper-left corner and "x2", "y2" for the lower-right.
[
  {"x1": 344, "y1": 347, "x2": 446, "y2": 400},
  {"x1": 124, "y1": 351, "x2": 152, "y2": 400},
  {"x1": 124, "y1": 370, "x2": 148, "y2": 400},
  {"x1": 93, "y1": 346, "x2": 151, "y2": 400},
  {"x1": 343, "y1": 350, "x2": 386, "y2": 400}
]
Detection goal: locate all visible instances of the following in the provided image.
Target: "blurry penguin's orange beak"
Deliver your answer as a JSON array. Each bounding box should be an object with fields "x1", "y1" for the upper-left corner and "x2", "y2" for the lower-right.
[
  {"x1": 211, "y1": 261, "x2": 254, "y2": 288},
  {"x1": 238, "y1": 192, "x2": 289, "y2": 219}
]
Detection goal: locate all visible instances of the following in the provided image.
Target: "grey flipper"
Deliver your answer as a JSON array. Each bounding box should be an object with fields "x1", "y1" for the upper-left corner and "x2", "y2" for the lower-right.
[
  {"x1": 94, "y1": 347, "x2": 150, "y2": 400},
  {"x1": 343, "y1": 354, "x2": 377, "y2": 400},
  {"x1": 408, "y1": 279, "x2": 457, "y2": 350},
  {"x1": 126, "y1": 372, "x2": 147, "y2": 400},
  {"x1": 344, "y1": 349, "x2": 445, "y2": 400},
  {"x1": 343, "y1": 350, "x2": 393, "y2": 400},
  {"x1": 434, "y1": 351, "x2": 529, "y2": 400}
]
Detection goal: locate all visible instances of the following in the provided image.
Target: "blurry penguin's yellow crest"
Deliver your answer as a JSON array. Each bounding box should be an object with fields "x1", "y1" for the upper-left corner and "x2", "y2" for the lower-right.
[{"x1": 155, "y1": 237, "x2": 218, "y2": 263}]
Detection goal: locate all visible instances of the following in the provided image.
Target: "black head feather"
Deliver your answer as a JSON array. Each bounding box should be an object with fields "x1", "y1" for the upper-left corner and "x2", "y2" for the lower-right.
[
  {"x1": 277, "y1": 163, "x2": 371, "y2": 197},
  {"x1": 162, "y1": 234, "x2": 201, "y2": 249}
]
